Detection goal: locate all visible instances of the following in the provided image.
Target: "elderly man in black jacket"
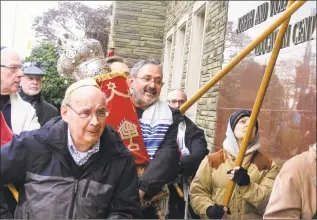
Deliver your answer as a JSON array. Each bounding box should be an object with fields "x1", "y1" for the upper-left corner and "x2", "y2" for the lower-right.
[
  {"x1": 19, "y1": 62, "x2": 58, "y2": 126},
  {"x1": 166, "y1": 88, "x2": 209, "y2": 219},
  {"x1": 0, "y1": 78, "x2": 142, "y2": 219}
]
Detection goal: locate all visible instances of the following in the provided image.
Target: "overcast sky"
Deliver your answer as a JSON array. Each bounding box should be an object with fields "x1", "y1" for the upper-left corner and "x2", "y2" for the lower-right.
[{"x1": 1, "y1": 1, "x2": 112, "y2": 58}]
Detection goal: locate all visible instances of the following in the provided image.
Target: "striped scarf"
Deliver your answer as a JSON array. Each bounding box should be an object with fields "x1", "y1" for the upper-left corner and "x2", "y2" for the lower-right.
[{"x1": 139, "y1": 100, "x2": 173, "y2": 160}]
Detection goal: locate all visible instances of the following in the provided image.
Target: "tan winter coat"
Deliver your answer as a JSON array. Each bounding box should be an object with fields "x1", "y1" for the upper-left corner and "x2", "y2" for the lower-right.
[
  {"x1": 190, "y1": 149, "x2": 279, "y2": 219},
  {"x1": 264, "y1": 144, "x2": 316, "y2": 219}
]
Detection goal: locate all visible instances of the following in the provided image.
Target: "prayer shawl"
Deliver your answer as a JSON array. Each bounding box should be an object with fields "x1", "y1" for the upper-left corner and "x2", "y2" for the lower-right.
[
  {"x1": 177, "y1": 121, "x2": 190, "y2": 157},
  {"x1": 139, "y1": 100, "x2": 173, "y2": 160},
  {"x1": 139, "y1": 99, "x2": 189, "y2": 159}
]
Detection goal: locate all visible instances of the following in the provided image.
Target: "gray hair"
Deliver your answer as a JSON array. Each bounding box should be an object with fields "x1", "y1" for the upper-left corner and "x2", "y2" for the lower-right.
[
  {"x1": 130, "y1": 60, "x2": 163, "y2": 78},
  {"x1": 61, "y1": 95, "x2": 71, "y2": 106}
]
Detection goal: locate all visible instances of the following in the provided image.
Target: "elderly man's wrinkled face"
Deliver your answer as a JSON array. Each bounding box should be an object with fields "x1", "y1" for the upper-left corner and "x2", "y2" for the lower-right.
[
  {"x1": 0, "y1": 50, "x2": 24, "y2": 95},
  {"x1": 127, "y1": 64, "x2": 163, "y2": 109},
  {"x1": 21, "y1": 75, "x2": 42, "y2": 96},
  {"x1": 61, "y1": 86, "x2": 107, "y2": 152},
  {"x1": 233, "y1": 116, "x2": 256, "y2": 144}
]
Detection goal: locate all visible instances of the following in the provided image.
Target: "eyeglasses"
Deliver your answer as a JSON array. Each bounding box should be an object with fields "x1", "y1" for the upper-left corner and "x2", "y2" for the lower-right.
[
  {"x1": 66, "y1": 104, "x2": 109, "y2": 120},
  {"x1": 168, "y1": 99, "x2": 186, "y2": 105},
  {"x1": 134, "y1": 76, "x2": 164, "y2": 87},
  {"x1": 1, "y1": 65, "x2": 23, "y2": 73}
]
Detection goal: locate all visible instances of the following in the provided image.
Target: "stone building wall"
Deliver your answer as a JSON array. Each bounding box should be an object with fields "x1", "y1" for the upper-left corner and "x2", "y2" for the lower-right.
[
  {"x1": 162, "y1": 1, "x2": 229, "y2": 150},
  {"x1": 109, "y1": 1, "x2": 166, "y2": 67},
  {"x1": 110, "y1": 1, "x2": 229, "y2": 150}
]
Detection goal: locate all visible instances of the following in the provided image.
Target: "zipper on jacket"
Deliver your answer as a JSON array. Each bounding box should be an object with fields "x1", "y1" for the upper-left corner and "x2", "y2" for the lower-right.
[
  {"x1": 68, "y1": 179, "x2": 78, "y2": 219},
  {"x1": 82, "y1": 175, "x2": 93, "y2": 197}
]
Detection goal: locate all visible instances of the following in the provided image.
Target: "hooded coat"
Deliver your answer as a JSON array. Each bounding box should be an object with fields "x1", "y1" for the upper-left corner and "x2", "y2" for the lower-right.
[{"x1": 189, "y1": 120, "x2": 279, "y2": 219}]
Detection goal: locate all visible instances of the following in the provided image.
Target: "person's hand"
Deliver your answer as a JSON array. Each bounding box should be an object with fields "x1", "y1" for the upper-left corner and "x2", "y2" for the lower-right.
[
  {"x1": 227, "y1": 166, "x2": 250, "y2": 186},
  {"x1": 139, "y1": 189, "x2": 145, "y2": 200},
  {"x1": 206, "y1": 204, "x2": 230, "y2": 219}
]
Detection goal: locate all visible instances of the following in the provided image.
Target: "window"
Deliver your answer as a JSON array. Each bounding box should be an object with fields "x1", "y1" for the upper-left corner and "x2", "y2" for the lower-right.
[
  {"x1": 172, "y1": 14, "x2": 188, "y2": 89},
  {"x1": 185, "y1": 2, "x2": 207, "y2": 122},
  {"x1": 161, "y1": 29, "x2": 174, "y2": 101}
]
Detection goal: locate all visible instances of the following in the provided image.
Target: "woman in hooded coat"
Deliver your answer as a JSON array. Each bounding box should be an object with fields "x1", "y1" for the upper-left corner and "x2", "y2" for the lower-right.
[{"x1": 189, "y1": 110, "x2": 280, "y2": 219}]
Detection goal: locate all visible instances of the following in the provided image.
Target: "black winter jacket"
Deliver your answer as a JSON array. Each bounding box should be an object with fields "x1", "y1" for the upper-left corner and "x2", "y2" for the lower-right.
[
  {"x1": 179, "y1": 116, "x2": 209, "y2": 177},
  {"x1": 136, "y1": 108, "x2": 180, "y2": 198},
  {"x1": 19, "y1": 89, "x2": 58, "y2": 126},
  {"x1": 0, "y1": 117, "x2": 142, "y2": 219}
]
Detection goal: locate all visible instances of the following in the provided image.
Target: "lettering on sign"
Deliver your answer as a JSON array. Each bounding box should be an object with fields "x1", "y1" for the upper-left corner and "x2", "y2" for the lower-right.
[{"x1": 234, "y1": 0, "x2": 316, "y2": 56}]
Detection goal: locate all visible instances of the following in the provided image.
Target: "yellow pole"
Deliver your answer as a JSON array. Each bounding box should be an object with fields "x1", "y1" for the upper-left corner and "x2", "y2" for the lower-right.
[
  {"x1": 179, "y1": 0, "x2": 306, "y2": 115},
  {"x1": 7, "y1": 184, "x2": 18, "y2": 202},
  {"x1": 223, "y1": 0, "x2": 295, "y2": 207}
]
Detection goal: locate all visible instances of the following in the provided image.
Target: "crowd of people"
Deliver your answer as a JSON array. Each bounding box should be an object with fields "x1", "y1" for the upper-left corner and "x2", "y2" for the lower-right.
[{"x1": 0, "y1": 39, "x2": 316, "y2": 219}]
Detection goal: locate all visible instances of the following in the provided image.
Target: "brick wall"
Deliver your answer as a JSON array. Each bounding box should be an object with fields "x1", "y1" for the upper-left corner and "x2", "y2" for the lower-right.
[
  {"x1": 162, "y1": 1, "x2": 229, "y2": 150},
  {"x1": 109, "y1": 1, "x2": 166, "y2": 67}
]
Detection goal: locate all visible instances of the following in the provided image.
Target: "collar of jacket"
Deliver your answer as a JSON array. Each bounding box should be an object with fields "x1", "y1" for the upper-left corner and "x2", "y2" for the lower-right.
[
  {"x1": 18, "y1": 87, "x2": 42, "y2": 104},
  {"x1": 33, "y1": 117, "x2": 129, "y2": 162},
  {"x1": 224, "y1": 148, "x2": 257, "y2": 168}
]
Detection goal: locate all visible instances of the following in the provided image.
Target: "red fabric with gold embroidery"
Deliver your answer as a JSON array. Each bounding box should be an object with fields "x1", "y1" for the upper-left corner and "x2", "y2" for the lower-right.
[
  {"x1": 94, "y1": 72, "x2": 150, "y2": 166},
  {"x1": 0, "y1": 112, "x2": 13, "y2": 146}
]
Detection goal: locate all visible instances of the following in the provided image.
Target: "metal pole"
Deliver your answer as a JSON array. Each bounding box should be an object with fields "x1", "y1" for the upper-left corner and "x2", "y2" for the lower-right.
[
  {"x1": 223, "y1": 0, "x2": 296, "y2": 208},
  {"x1": 179, "y1": 0, "x2": 306, "y2": 115}
]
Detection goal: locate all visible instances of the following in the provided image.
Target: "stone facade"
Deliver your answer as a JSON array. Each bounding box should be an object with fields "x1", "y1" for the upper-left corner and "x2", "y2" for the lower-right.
[
  {"x1": 162, "y1": 1, "x2": 229, "y2": 150},
  {"x1": 110, "y1": 1, "x2": 229, "y2": 150},
  {"x1": 109, "y1": 1, "x2": 166, "y2": 67}
]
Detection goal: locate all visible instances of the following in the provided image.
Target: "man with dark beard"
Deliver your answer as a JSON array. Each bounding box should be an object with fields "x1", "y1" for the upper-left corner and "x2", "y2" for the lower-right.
[{"x1": 127, "y1": 60, "x2": 181, "y2": 219}]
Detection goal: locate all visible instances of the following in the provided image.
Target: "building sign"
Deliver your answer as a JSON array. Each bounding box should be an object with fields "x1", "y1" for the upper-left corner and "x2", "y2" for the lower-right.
[
  {"x1": 235, "y1": 0, "x2": 316, "y2": 56},
  {"x1": 217, "y1": 1, "x2": 316, "y2": 163}
]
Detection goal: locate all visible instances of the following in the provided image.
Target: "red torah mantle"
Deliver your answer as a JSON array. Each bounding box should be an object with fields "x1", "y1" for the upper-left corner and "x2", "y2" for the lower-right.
[
  {"x1": 0, "y1": 112, "x2": 13, "y2": 146},
  {"x1": 94, "y1": 72, "x2": 150, "y2": 169}
]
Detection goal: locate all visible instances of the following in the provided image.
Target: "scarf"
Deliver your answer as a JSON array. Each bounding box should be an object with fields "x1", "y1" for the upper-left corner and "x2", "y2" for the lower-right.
[
  {"x1": 223, "y1": 121, "x2": 260, "y2": 157},
  {"x1": 18, "y1": 88, "x2": 41, "y2": 106},
  {"x1": 139, "y1": 100, "x2": 173, "y2": 160},
  {"x1": 177, "y1": 120, "x2": 190, "y2": 157}
]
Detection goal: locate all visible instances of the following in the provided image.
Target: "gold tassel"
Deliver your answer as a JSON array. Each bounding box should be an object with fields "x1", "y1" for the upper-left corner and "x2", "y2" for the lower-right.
[{"x1": 94, "y1": 71, "x2": 127, "y2": 82}]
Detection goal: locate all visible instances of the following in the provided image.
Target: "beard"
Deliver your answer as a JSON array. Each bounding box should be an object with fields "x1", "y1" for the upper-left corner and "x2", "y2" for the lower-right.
[
  {"x1": 131, "y1": 85, "x2": 158, "y2": 108},
  {"x1": 27, "y1": 88, "x2": 41, "y2": 96}
]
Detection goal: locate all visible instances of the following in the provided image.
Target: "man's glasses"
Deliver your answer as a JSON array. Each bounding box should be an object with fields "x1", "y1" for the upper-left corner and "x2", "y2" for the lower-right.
[
  {"x1": 66, "y1": 104, "x2": 109, "y2": 120},
  {"x1": 1, "y1": 65, "x2": 23, "y2": 73},
  {"x1": 168, "y1": 99, "x2": 186, "y2": 105},
  {"x1": 134, "y1": 76, "x2": 164, "y2": 87}
]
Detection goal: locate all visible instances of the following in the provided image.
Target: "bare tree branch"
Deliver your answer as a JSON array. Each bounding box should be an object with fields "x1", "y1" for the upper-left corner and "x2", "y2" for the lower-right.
[{"x1": 32, "y1": 2, "x2": 112, "y2": 55}]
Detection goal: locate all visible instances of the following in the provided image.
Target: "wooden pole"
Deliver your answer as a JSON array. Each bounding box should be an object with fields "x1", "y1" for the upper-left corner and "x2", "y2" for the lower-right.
[
  {"x1": 7, "y1": 184, "x2": 18, "y2": 202},
  {"x1": 179, "y1": 0, "x2": 306, "y2": 115},
  {"x1": 222, "y1": 0, "x2": 296, "y2": 208}
]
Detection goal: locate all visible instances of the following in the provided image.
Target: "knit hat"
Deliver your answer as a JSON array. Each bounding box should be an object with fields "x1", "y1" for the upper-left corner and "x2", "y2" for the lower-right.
[{"x1": 229, "y1": 110, "x2": 259, "y2": 133}]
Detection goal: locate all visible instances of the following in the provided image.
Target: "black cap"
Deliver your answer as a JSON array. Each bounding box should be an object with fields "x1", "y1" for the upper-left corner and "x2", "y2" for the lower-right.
[
  {"x1": 22, "y1": 62, "x2": 45, "y2": 76},
  {"x1": 229, "y1": 110, "x2": 259, "y2": 133}
]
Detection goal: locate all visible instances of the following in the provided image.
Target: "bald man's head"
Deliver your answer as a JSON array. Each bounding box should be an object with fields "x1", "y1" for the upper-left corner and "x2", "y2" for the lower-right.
[
  {"x1": 109, "y1": 62, "x2": 130, "y2": 75},
  {"x1": 167, "y1": 89, "x2": 187, "y2": 109},
  {"x1": 1, "y1": 48, "x2": 24, "y2": 94}
]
